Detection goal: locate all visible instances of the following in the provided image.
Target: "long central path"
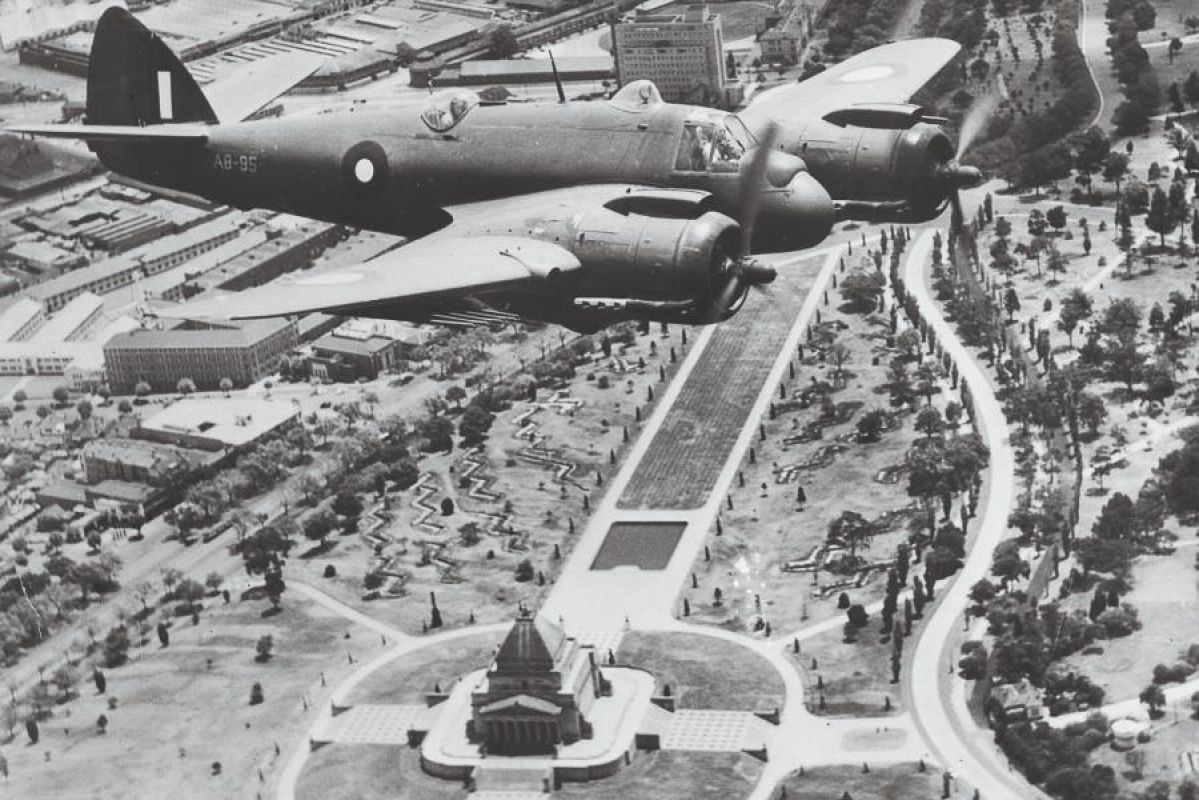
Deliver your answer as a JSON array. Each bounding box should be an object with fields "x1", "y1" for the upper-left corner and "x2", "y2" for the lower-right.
[{"x1": 542, "y1": 246, "x2": 841, "y2": 633}]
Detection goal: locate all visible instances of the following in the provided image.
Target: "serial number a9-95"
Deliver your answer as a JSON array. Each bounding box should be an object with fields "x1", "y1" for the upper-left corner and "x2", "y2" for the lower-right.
[{"x1": 213, "y1": 153, "x2": 258, "y2": 173}]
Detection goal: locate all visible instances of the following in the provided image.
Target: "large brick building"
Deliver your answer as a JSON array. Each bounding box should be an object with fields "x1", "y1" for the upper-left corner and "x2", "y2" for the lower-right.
[{"x1": 103, "y1": 318, "x2": 298, "y2": 394}]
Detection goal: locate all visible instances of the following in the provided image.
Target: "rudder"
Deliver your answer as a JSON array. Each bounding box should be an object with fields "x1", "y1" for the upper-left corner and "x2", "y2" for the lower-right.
[{"x1": 86, "y1": 7, "x2": 217, "y2": 127}]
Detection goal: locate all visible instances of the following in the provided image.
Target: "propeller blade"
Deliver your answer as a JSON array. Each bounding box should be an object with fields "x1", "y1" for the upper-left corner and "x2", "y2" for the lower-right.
[{"x1": 737, "y1": 122, "x2": 780, "y2": 260}]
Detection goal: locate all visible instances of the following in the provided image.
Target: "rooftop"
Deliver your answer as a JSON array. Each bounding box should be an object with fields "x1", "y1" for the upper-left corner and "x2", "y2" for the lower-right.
[
  {"x1": 313, "y1": 332, "x2": 399, "y2": 357},
  {"x1": 30, "y1": 291, "x2": 103, "y2": 343},
  {"x1": 141, "y1": 396, "x2": 299, "y2": 447},
  {"x1": 0, "y1": 298, "x2": 43, "y2": 342},
  {"x1": 493, "y1": 611, "x2": 568, "y2": 674},
  {"x1": 104, "y1": 318, "x2": 294, "y2": 351},
  {"x1": 23, "y1": 214, "x2": 244, "y2": 301},
  {"x1": 83, "y1": 437, "x2": 203, "y2": 471}
]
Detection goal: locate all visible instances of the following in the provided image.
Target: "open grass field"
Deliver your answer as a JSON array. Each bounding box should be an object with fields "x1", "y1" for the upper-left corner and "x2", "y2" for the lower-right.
[
  {"x1": 618, "y1": 256, "x2": 824, "y2": 510},
  {"x1": 591, "y1": 521, "x2": 687, "y2": 570},
  {"x1": 348, "y1": 630, "x2": 505, "y2": 705},
  {"x1": 2, "y1": 592, "x2": 363, "y2": 800},
  {"x1": 791, "y1": 625, "x2": 903, "y2": 716},
  {"x1": 777, "y1": 763, "x2": 971, "y2": 799},
  {"x1": 1057, "y1": 543, "x2": 1199, "y2": 703},
  {"x1": 297, "y1": 743, "x2": 464, "y2": 800},
  {"x1": 1089, "y1": 715, "x2": 1199, "y2": 792},
  {"x1": 555, "y1": 751, "x2": 763, "y2": 799},
  {"x1": 616, "y1": 631, "x2": 785, "y2": 711}
]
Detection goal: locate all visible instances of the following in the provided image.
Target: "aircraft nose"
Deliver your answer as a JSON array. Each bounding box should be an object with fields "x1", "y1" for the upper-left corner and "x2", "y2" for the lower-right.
[
  {"x1": 769, "y1": 170, "x2": 834, "y2": 248},
  {"x1": 764, "y1": 149, "x2": 807, "y2": 188},
  {"x1": 751, "y1": 170, "x2": 834, "y2": 252}
]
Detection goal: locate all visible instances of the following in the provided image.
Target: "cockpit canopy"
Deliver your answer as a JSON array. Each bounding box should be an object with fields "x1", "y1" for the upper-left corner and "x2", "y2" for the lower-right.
[
  {"x1": 674, "y1": 110, "x2": 758, "y2": 173},
  {"x1": 608, "y1": 80, "x2": 664, "y2": 112},
  {"x1": 421, "y1": 90, "x2": 480, "y2": 132}
]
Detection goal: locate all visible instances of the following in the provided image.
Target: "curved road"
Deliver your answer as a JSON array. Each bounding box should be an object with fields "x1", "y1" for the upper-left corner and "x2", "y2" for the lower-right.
[{"x1": 904, "y1": 230, "x2": 1051, "y2": 800}]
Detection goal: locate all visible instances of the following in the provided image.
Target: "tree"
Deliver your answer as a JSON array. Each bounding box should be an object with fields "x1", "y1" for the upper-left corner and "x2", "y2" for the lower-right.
[
  {"x1": 915, "y1": 406, "x2": 945, "y2": 439},
  {"x1": 51, "y1": 663, "x2": 77, "y2": 699},
  {"x1": 0, "y1": 405, "x2": 11, "y2": 425},
  {"x1": 134, "y1": 380, "x2": 151, "y2": 401},
  {"x1": 175, "y1": 578, "x2": 205, "y2": 613},
  {"x1": 828, "y1": 510, "x2": 874, "y2": 561},
  {"x1": 1166, "y1": 125, "x2": 1195, "y2": 160},
  {"x1": 302, "y1": 510, "x2": 336, "y2": 547},
  {"x1": 856, "y1": 409, "x2": 886, "y2": 442},
  {"x1": 846, "y1": 604, "x2": 868, "y2": 627},
  {"x1": 1045, "y1": 205, "x2": 1067, "y2": 232},
  {"x1": 887, "y1": 357, "x2": 915, "y2": 406},
  {"x1": 458, "y1": 404, "x2": 495, "y2": 446},
  {"x1": 896, "y1": 329, "x2": 922, "y2": 359},
  {"x1": 1057, "y1": 289, "x2": 1092, "y2": 347},
  {"x1": 205, "y1": 571, "x2": 223, "y2": 593},
  {"x1": 1186, "y1": 71, "x2": 1199, "y2": 107},
  {"x1": 829, "y1": 342, "x2": 850, "y2": 386},
  {"x1": 1078, "y1": 392, "x2": 1106, "y2": 436},
  {"x1": 515, "y1": 559, "x2": 535, "y2": 582},
  {"x1": 52, "y1": 385, "x2": 70, "y2": 407},
  {"x1": 75, "y1": 399, "x2": 93, "y2": 433},
  {"x1": 176, "y1": 377, "x2": 196, "y2": 395},
  {"x1": 1100, "y1": 298, "x2": 1141, "y2": 339},
  {"x1": 219, "y1": 377, "x2": 233, "y2": 396},
  {"x1": 486, "y1": 25, "x2": 519, "y2": 58},
  {"x1": 445, "y1": 385, "x2": 467, "y2": 409},
  {"x1": 103, "y1": 626, "x2": 130, "y2": 667},
  {"x1": 1139, "y1": 683, "x2": 1166, "y2": 717},
  {"x1": 840, "y1": 270, "x2": 886, "y2": 312},
  {"x1": 1071, "y1": 127, "x2": 1109, "y2": 200},
  {"x1": 331, "y1": 491, "x2": 364, "y2": 519},
  {"x1": 12, "y1": 388, "x2": 26, "y2": 408},
  {"x1": 1004, "y1": 287, "x2": 1020, "y2": 322},
  {"x1": 255, "y1": 634, "x2": 273, "y2": 662}
]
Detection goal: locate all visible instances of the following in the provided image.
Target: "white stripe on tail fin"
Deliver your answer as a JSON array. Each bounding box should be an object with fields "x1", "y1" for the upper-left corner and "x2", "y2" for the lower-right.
[{"x1": 157, "y1": 71, "x2": 174, "y2": 120}]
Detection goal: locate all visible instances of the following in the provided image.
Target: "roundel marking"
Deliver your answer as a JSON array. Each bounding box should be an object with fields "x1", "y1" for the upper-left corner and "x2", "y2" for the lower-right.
[
  {"x1": 838, "y1": 64, "x2": 901, "y2": 83},
  {"x1": 342, "y1": 140, "x2": 388, "y2": 197}
]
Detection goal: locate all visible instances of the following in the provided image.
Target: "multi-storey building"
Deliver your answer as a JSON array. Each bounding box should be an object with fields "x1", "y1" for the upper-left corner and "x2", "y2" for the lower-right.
[
  {"x1": 103, "y1": 318, "x2": 298, "y2": 394},
  {"x1": 613, "y1": 5, "x2": 731, "y2": 106}
]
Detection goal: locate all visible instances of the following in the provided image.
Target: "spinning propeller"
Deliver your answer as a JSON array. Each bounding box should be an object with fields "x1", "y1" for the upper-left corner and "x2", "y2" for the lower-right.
[{"x1": 705, "y1": 123, "x2": 782, "y2": 321}]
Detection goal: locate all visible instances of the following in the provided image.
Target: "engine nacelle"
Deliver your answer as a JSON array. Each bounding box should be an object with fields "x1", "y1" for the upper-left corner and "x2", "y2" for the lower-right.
[
  {"x1": 563, "y1": 208, "x2": 740, "y2": 305},
  {"x1": 793, "y1": 119, "x2": 980, "y2": 223}
]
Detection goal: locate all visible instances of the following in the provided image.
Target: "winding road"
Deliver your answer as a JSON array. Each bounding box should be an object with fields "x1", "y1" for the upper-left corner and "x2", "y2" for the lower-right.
[{"x1": 904, "y1": 230, "x2": 1050, "y2": 800}]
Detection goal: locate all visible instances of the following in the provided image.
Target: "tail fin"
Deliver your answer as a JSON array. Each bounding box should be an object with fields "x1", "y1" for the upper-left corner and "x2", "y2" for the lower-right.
[{"x1": 87, "y1": 7, "x2": 217, "y2": 127}]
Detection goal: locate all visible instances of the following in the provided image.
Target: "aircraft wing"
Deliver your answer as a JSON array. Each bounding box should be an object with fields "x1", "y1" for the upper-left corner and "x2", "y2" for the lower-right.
[
  {"x1": 164, "y1": 235, "x2": 581, "y2": 322},
  {"x1": 740, "y1": 38, "x2": 961, "y2": 130},
  {"x1": 204, "y1": 51, "x2": 327, "y2": 122}
]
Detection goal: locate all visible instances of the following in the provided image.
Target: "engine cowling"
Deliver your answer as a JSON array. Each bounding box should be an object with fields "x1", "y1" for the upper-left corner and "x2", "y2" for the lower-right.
[
  {"x1": 563, "y1": 208, "x2": 745, "y2": 321},
  {"x1": 796, "y1": 119, "x2": 981, "y2": 223}
]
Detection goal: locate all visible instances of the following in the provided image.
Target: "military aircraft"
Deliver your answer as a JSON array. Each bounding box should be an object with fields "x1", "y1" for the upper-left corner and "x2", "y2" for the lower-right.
[{"x1": 11, "y1": 7, "x2": 981, "y2": 332}]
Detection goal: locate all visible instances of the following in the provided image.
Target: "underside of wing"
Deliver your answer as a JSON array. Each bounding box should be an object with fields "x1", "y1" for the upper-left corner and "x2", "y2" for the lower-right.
[
  {"x1": 204, "y1": 51, "x2": 327, "y2": 122},
  {"x1": 741, "y1": 38, "x2": 961, "y2": 130},
  {"x1": 162, "y1": 236, "x2": 580, "y2": 322}
]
